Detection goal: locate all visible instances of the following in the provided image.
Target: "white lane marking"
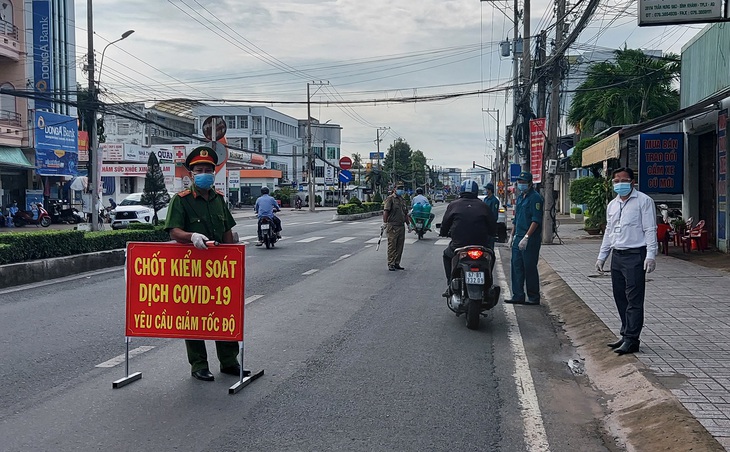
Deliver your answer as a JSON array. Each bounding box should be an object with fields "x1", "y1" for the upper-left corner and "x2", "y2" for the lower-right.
[
  {"x1": 404, "y1": 238, "x2": 417, "y2": 244},
  {"x1": 326, "y1": 221, "x2": 340, "y2": 224},
  {"x1": 365, "y1": 237, "x2": 385, "y2": 244},
  {"x1": 302, "y1": 269, "x2": 319, "y2": 275},
  {"x1": 96, "y1": 346, "x2": 155, "y2": 368},
  {"x1": 297, "y1": 236, "x2": 325, "y2": 243},
  {"x1": 330, "y1": 254, "x2": 351, "y2": 263},
  {"x1": 240, "y1": 235, "x2": 258, "y2": 241},
  {"x1": 245, "y1": 294, "x2": 264, "y2": 304},
  {"x1": 494, "y1": 248, "x2": 551, "y2": 452},
  {"x1": 332, "y1": 236, "x2": 356, "y2": 243},
  {"x1": 435, "y1": 238, "x2": 451, "y2": 246},
  {"x1": 288, "y1": 222, "x2": 300, "y2": 225},
  {"x1": 305, "y1": 221, "x2": 323, "y2": 225}
]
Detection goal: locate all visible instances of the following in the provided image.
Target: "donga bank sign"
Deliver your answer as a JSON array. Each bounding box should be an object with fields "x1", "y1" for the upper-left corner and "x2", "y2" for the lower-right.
[
  {"x1": 32, "y1": 0, "x2": 53, "y2": 112},
  {"x1": 34, "y1": 111, "x2": 79, "y2": 176}
]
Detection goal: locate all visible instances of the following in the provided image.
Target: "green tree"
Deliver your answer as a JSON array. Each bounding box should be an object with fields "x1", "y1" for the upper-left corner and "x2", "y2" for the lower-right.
[
  {"x1": 141, "y1": 153, "x2": 170, "y2": 224},
  {"x1": 383, "y1": 139, "x2": 412, "y2": 187},
  {"x1": 410, "y1": 150, "x2": 427, "y2": 190},
  {"x1": 568, "y1": 49, "x2": 680, "y2": 135}
]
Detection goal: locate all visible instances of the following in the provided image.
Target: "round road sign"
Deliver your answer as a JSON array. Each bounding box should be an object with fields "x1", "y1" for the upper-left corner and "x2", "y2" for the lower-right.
[
  {"x1": 202, "y1": 116, "x2": 227, "y2": 141},
  {"x1": 339, "y1": 156, "x2": 353, "y2": 170}
]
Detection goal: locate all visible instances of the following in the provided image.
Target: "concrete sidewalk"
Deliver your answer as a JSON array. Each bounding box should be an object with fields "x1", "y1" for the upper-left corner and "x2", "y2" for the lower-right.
[{"x1": 541, "y1": 216, "x2": 730, "y2": 449}]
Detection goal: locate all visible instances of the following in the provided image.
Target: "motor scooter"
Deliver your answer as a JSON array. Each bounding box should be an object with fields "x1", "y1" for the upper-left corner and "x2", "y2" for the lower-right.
[
  {"x1": 14, "y1": 203, "x2": 52, "y2": 227},
  {"x1": 50, "y1": 200, "x2": 82, "y2": 224},
  {"x1": 295, "y1": 198, "x2": 303, "y2": 210},
  {"x1": 409, "y1": 203, "x2": 434, "y2": 240},
  {"x1": 437, "y1": 223, "x2": 501, "y2": 330},
  {"x1": 258, "y1": 217, "x2": 278, "y2": 248}
]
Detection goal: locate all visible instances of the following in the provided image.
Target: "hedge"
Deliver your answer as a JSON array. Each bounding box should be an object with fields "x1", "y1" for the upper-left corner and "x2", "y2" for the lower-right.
[
  {"x1": 337, "y1": 201, "x2": 383, "y2": 215},
  {"x1": 0, "y1": 228, "x2": 172, "y2": 265},
  {"x1": 569, "y1": 177, "x2": 603, "y2": 205}
]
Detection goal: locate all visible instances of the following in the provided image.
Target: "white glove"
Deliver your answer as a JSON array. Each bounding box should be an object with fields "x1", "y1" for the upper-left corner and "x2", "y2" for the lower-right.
[
  {"x1": 507, "y1": 235, "x2": 514, "y2": 248},
  {"x1": 595, "y1": 259, "x2": 605, "y2": 273},
  {"x1": 191, "y1": 233, "x2": 209, "y2": 250},
  {"x1": 518, "y1": 236, "x2": 529, "y2": 251},
  {"x1": 643, "y1": 258, "x2": 656, "y2": 273}
]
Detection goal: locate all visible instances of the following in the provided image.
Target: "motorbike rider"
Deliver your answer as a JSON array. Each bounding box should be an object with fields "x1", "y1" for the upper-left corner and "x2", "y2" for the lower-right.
[
  {"x1": 410, "y1": 188, "x2": 435, "y2": 230},
  {"x1": 254, "y1": 186, "x2": 282, "y2": 246},
  {"x1": 439, "y1": 180, "x2": 497, "y2": 297}
]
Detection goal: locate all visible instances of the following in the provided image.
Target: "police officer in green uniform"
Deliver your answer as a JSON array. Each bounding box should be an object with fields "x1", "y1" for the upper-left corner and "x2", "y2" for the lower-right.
[
  {"x1": 505, "y1": 171, "x2": 544, "y2": 305},
  {"x1": 483, "y1": 182, "x2": 500, "y2": 249},
  {"x1": 383, "y1": 182, "x2": 409, "y2": 271},
  {"x1": 165, "y1": 146, "x2": 243, "y2": 382}
]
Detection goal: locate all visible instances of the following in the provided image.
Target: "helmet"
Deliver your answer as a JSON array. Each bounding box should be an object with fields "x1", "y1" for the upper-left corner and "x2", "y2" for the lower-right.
[
  {"x1": 486, "y1": 182, "x2": 495, "y2": 193},
  {"x1": 460, "y1": 179, "x2": 479, "y2": 198},
  {"x1": 416, "y1": 188, "x2": 423, "y2": 195},
  {"x1": 261, "y1": 187, "x2": 270, "y2": 194}
]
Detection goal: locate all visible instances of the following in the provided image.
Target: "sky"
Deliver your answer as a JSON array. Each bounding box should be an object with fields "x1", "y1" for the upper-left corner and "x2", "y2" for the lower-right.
[{"x1": 74, "y1": 0, "x2": 708, "y2": 171}]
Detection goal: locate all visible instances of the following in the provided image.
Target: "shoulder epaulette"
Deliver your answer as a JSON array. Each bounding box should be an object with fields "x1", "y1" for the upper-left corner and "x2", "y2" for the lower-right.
[{"x1": 177, "y1": 189, "x2": 191, "y2": 197}]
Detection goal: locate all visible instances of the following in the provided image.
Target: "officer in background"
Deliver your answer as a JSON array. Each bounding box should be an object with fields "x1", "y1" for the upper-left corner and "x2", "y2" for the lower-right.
[
  {"x1": 165, "y1": 146, "x2": 244, "y2": 382},
  {"x1": 483, "y1": 182, "x2": 500, "y2": 249},
  {"x1": 383, "y1": 182, "x2": 409, "y2": 271},
  {"x1": 505, "y1": 171, "x2": 544, "y2": 305}
]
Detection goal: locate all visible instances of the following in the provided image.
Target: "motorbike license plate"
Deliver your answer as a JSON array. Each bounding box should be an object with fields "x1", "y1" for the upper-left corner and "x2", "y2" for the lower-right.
[
  {"x1": 261, "y1": 224, "x2": 270, "y2": 230},
  {"x1": 417, "y1": 221, "x2": 424, "y2": 226},
  {"x1": 465, "y1": 271, "x2": 485, "y2": 285}
]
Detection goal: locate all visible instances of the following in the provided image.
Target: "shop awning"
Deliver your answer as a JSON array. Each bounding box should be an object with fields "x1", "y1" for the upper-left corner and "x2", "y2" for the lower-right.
[
  {"x1": 0, "y1": 146, "x2": 34, "y2": 168},
  {"x1": 582, "y1": 132, "x2": 621, "y2": 166}
]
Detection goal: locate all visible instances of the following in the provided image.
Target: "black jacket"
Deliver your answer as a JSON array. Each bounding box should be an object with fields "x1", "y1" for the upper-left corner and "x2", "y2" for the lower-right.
[{"x1": 440, "y1": 196, "x2": 497, "y2": 248}]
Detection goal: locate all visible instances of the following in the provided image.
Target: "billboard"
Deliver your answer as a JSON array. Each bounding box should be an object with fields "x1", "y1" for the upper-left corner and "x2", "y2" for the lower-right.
[
  {"x1": 34, "y1": 111, "x2": 79, "y2": 177},
  {"x1": 638, "y1": 0, "x2": 726, "y2": 26},
  {"x1": 529, "y1": 118, "x2": 546, "y2": 184},
  {"x1": 32, "y1": 0, "x2": 53, "y2": 112},
  {"x1": 638, "y1": 133, "x2": 684, "y2": 194}
]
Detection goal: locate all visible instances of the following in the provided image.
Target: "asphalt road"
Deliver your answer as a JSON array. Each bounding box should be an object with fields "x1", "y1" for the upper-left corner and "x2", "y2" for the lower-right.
[{"x1": 0, "y1": 206, "x2": 615, "y2": 451}]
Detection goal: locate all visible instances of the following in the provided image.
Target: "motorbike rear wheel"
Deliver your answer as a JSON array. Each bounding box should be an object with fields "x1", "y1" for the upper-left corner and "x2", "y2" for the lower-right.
[
  {"x1": 40, "y1": 217, "x2": 51, "y2": 227},
  {"x1": 466, "y1": 299, "x2": 481, "y2": 330}
]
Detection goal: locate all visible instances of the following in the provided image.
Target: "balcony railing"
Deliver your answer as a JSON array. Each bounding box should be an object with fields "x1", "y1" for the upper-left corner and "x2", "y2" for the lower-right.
[
  {"x1": 0, "y1": 110, "x2": 21, "y2": 126},
  {"x1": 0, "y1": 20, "x2": 18, "y2": 40}
]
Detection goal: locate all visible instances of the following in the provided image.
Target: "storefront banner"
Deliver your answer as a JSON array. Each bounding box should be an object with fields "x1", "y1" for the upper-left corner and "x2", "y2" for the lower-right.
[
  {"x1": 228, "y1": 170, "x2": 240, "y2": 189},
  {"x1": 718, "y1": 110, "x2": 727, "y2": 241},
  {"x1": 529, "y1": 118, "x2": 546, "y2": 184},
  {"x1": 34, "y1": 111, "x2": 78, "y2": 176},
  {"x1": 101, "y1": 163, "x2": 175, "y2": 177},
  {"x1": 101, "y1": 143, "x2": 124, "y2": 161},
  {"x1": 638, "y1": 133, "x2": 684, "y2": 194},
  {"x1": 32, "y1": 0, "x2": 53, "y2": 112},
  {"x1": 125, "y1": 242, "x2": 245, "y2": 341}
]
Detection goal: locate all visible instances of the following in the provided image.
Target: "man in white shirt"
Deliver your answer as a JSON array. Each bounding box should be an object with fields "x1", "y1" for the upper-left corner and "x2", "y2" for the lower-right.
[
  {"x1": 595, "y1": 167, "x2": 657, "y2": 355},
  {"x1": 411, "y1": 188, "x2": 429, "y2": 207}
]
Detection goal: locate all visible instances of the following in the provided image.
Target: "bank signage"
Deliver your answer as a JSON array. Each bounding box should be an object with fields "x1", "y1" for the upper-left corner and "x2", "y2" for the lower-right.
[
  {"x1": 638, "y1": 133, "x2": 684, "y2": 194},
  {"x1": 32, "y1": 0, "x2": 53, "y2": 112},
  {"x1": 34, "y1": 111, "x2": 78, "y2": 176}
]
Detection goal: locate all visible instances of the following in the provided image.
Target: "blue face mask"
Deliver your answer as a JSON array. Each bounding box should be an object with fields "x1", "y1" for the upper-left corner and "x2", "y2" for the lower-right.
[
  {"x1": 194, "y1": 173, "x2": 215, "y2": 190},
  {"x1": 396, "y1": 189, "x2": 404, "y2": 196},
  {"x1": 613, "y1": 182, "x2": 632, "y2": 197},
  {"x1": 517, "y1": 183, "x2": 528, "y2": 192}
]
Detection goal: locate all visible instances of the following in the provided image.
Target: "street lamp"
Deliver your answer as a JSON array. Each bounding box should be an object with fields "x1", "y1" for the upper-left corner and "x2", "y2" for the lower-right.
[{"x1": 86, "y1": 20, "x2": 134, "y2": 230}]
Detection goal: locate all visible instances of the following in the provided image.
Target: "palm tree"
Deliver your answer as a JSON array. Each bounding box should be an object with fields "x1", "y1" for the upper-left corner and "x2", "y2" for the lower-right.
[{"x1": 568, "y1": 49, "x2": 680, "y2": 135}]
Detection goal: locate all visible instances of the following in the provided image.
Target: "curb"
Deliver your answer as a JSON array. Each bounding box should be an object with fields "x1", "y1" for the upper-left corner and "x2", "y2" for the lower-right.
[
  {"x1": 0, "y1": 249, "x2": 126, "y2": 289},
  {"x1": 538, "y1": 259, "x2": 724, "y2": 451},
  {"x1": 332, "y1": 211, "x2": 383, "y2": 221}
]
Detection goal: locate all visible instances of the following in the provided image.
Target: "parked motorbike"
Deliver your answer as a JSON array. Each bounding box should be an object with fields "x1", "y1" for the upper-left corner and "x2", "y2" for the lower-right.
[
  {"x1": 258, "y1": 217, "x2": 278, "y2": 249},
  {"x1": 50, "y1": 201, "x2": 82, "y2": 224},
  {"x1": 14, "y1": 203, "x2": 52, "y2": 227},
  {"x1": 295, "y1": 198, "x2": 303, "y2": 210},
  {"x1": 409, "y1": 203, "x2": 433, "y2": 240}
]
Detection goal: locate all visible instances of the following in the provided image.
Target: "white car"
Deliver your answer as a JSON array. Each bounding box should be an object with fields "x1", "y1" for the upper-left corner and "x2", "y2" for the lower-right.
[{"x1": 110, "y1": 192, "x2": 176, "y2": 230}]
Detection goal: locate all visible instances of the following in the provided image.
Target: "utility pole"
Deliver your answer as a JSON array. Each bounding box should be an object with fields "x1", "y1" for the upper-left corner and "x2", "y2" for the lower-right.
[
  {"x1": 86, "y1": 0, "x2": 99, "y2": 231},
  {"x1": 536, "y1": 30, "x2": 548, "y2": 118},
  {"x1": 482, "y1": 108, "x2": 499, "y2": 186},
  {"x1": 512, "y1": 0, "x2": 522, "y2": 173},
  {"x1": 542, "y1": 0, "x2": 566, "y2": 244},
  {"x1": 375, "y1": 127, "x2": 389, "y2": 195},
  {"x1": 306, "y1": 81, "x2": 328, "y2": 212}
]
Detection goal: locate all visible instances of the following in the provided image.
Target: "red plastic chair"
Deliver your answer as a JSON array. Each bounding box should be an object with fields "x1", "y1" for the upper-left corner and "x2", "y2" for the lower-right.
[{"x1": 681, "y1": 220, "x2": 706, "y2": 252}]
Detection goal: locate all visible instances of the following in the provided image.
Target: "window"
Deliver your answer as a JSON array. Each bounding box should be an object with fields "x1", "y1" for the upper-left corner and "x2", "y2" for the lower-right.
[
  {"x1": 225, "y1": 116, "x2": 236, "y2": 130},
  {"x1": 313, "y1": 146, "x2": 322, "y2": 158},
  {"x1": 270, "y1": 139, "x2": 278, "y2": 155},
  {"x1": 315, "y1": 166, "x2": 324, "y2": 178},
  {"x1": 0, "y1": 82, "x2": 16, "y2": 118},
  {"x1": 120, "y1": 177, "x2": 136, "y2": 194},
  {"x1": 326, "y1": 146, "x2": 337, "y2": 160},
  {"x1": 237, "y1": 116, "x2": 248, "y2": 129}
]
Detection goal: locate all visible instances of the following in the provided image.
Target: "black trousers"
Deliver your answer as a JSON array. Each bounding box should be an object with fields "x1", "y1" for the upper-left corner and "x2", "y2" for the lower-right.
[{"x1": 610, "y1": 248, "x2": 647, "y2": 342}]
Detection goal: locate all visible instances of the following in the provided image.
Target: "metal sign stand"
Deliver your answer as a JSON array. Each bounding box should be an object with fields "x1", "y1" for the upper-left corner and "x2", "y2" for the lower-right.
[
  {"x1": 112, "y1": 337, "x2": 142, "y2": 389},
  {"x1": 229, "y1": 340, "x2": 264, "y2": 394}
]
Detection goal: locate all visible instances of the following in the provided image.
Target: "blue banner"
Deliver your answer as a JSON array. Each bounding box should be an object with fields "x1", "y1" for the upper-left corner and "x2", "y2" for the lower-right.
[
  {"x1": 34, "y1": 111, "x2": 79, "y2": 176},
  {"x1": 638, "y1": 133, "x2": 684, "y2": 194},
  {"x1": 32, "y1": 0, "x2": 53, "y2": 112},
  {"x1": 509, "y1": 163, "x2": 521, "y2": 182}
]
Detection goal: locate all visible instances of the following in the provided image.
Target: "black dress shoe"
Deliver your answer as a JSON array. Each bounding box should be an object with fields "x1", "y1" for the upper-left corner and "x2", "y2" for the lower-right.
[
  {"x1": 388, "y1": 265, "x2": 396, "y2": 271},
  {"x1": 607, "y1": 338, "x2": 624, "y2": 349},
  {"x1": 191, "y1": 369, "x2": 215, "y2": 381},
  {"x1": 394, "y1": 265, "x2": 405, "y2": 270},
  {"x1": 503, "y1": 298, "x2": 526, "y2": 304},
  {"x1": 614, "y1": 341, "x2": 640, "y2": 355},
  {"x1": 220, "y1": 365, "x2": 252, "y2": 377}
]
